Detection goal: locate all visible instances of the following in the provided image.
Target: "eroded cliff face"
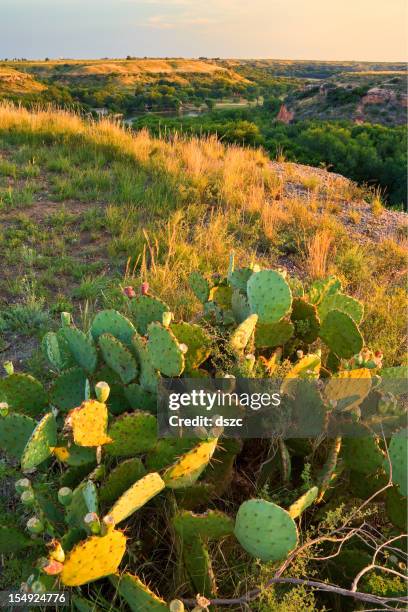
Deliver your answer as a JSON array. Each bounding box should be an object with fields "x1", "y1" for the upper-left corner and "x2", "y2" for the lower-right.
[
  {"x1": 354, "y1": 87, "x2": 408, "y2": 122},
  {"x1": 276, "y1": 104, "x2": 294, "y2": 123}
]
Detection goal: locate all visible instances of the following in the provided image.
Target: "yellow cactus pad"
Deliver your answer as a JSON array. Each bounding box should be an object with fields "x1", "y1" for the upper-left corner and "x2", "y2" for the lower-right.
[
  {"x1": 163, "y1": 439, "x2": 218, "y2": 489},
  {"x1": 325, "y1": 368, "x2": 371, "y2": 410},
  {"x1": 281, "y1": 354, "x2": 321, "y2": 394},
  {"x1": 108, "y1": 472, "x2": 165, "y2": 524},
  {"x1": 69, "y1": 400, "x2": 112, "y2": 447},
  {"x1": 52, "y1": 446, "x2": 70, "y2": 461},
  {"x1": 61, "y1": 530, "x2": 126, "y2": 586}
]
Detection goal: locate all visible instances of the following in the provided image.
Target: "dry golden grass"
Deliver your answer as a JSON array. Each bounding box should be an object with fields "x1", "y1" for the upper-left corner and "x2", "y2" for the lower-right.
[
  {"x1": 0, "y1": 67, "x2": 46, "y2": 94},
  {"x1": 306, "y1": 228, "x2": 334, "y2": 279}
]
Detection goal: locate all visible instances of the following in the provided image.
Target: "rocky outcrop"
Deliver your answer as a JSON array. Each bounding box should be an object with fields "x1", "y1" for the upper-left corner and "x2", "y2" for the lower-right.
[{"x1": 276, "y1": 104, "x2": 294, "y2": 123}]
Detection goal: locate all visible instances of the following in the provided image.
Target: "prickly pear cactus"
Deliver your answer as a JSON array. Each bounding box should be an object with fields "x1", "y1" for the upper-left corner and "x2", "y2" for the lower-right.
[
  {"x1": 0, "y1": 413, "x2": 36, "y2": 459},
  {"x1": 291, "y1": 298, "x2": 320, "y2": 344},
  {"x1": 98, "y1": 334, "x2": 138, "y2": 384},
  {"x1": 131, "y1": 332, "x2": 159, "y2": 393},
  {"x1": 107, "y1": 472, "x2": 165, "y2": 524},
  {"x1": 188, "y1": 271, "x2": 210, "y2": 304},
  {"x1": 0, "y1": 373, "x2": 47, "y2": 417},
  {"x1": 387, "y1": 428, "x2": 408, "y2": 497},
  {"x1": 61, "y1": 530, "x2": 126, "y2": 586},
  {"x1": 163, "y1": 439, "x2": 218, "y2": 489},
  {"x1": 288, "y1": 487, "x2": 319, "y2": 519},
  {"x1": 229, "y1": 314, "x2": 258, "y2": 352},
  {"x1": 68, "y1": 400, "x2": 111, "y2": 447},
  {"x1": 21, "y1": 412, "x2": 57, "y2": 470},
  {"x1": 147, "y1": 323, "x2": 185, "y2": 377},
  {"x1": 91, "y1": 309, "x2": 136, "y2": 347},
  {"x1": 170, "y1": 322, "x2": 212, "y2": 371},
  {"x1": 110, "y1": 573, "x2": 168, "y2": 612},
  {"x1": 319, "y1": 310, "x2": 363, "y2": 359},
  {"x1": 247, "y1": 270, "x2": 292, "y2": 323},
  {"x1": 63, "y1": 327, "x2": 97, "y2": 374},
  {"x1": 129, "y1": 295, "x2": 169, "y2": 335},
  {"x1": 234, "y1": 499, "x2": 298, "y2": 562},
  {"x1": 106, "y1": 412, "x2": 157, "y2": 456},
  {"x1": 255, "y1": 320, "x2": 294, "y2": 349},
  {"x1": 99, "y1": 458, "x2": 146, "y2": 504},
  {"x1": 318, "y1": 292, "x2": 363, "y2": 325},
  {"x1": 50, "y1": 367, "x2": 88, "y2": 412}
]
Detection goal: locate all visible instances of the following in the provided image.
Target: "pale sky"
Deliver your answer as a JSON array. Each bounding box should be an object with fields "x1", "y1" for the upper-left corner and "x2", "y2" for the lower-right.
[{"x1": 1, "y1": 0, "x2": 407, "y2": 61}]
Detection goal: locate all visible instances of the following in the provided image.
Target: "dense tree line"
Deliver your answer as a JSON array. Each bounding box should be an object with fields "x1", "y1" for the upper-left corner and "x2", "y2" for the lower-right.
[{"x1": 133, "y1": 109, "x2": 407, "y2": 207}]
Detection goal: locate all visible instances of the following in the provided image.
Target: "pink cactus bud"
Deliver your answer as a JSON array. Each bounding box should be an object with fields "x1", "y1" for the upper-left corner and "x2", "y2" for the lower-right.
[
  {"x1": 42, "y1": 560, "x2": 64, "y2": 575},
  {"x1": 123, "y1": 286, "x2": 136, "y2": 299},
  {"x1": 141, "y1": 282, "x2": 149, "y2": 296}
]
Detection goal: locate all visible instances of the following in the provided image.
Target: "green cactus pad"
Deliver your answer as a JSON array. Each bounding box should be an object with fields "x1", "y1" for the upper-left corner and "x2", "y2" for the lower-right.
[
  {"x1": 63, "y1": 327, "x2": 97, "y2": 374},
  {"x1": 175, "y1": 483, "x2": 217, "y2": 510},
  {"x1": 60, "y1": 463, "x2": 96, "y2": 489},
  {"x1": 231, "y1": 288, "x2": 251, "y2": 323},
  {"x1": 124, "y1": 384, "x2": 157, "y2": 413},
  {"x1": 146, "y1": 438, "x2": 197, "y2": 471},
  {"x1": 386, "y1": 486, "x2": 407, "y2": 530},
  {"x1": 247, "y1": 270, "x2": 292, "y2": 324},
  {"x1": 72, "y1": 595, "x2": 99, "y2": 612},
  {"x1": 288, "y1": 487, "x2": 319, "y2": 519},
  {"x1": 42, "y1": 332, "x2": 64, "y2": 370},
  {"x1": 42, "y1": 329, "x2": 75, "y2": 371},
  {"x1": 173, "y1": 509, "x2": 234, "y2": 541},
  {"x1": 229, "y1": 314, "x2": 258, "y2": 352},
  {"x1": 54, "y1": 443, "x2": 96, "y2": 467},
  {"x1": 34, "y1": 485, "x2": 65, "y2": 525},
  {"x1": 131, "y1": 333, "x2": 159, "y2": 393},
  {"x1": 308, "y1": 276, "x2": 342, "y2": 306},
  {"x1": 21, "y1": 412, "x2": 57, "y2": 470},
  {"x1": 342, "y1": 432, "x2": 384, "y2": 475},
  {"x1": 110, "y1": 573, "x2": 168, "y2": 612},
  {"x1": 147, "y1": 323, "x2": 185, "y2": 377},
  {"x1": 291, "y1": 298, "x2": 320, "y2": 344},
  {"x1": 319, "y1": 310, "x2": 363, "y2": 359},
  {"x1": 0, "y1": 373, "x2": 47, "y2": 417},
  {"x1": 66, "y1": 480, "x2": 98, "y2": 529},
  {"x1": 98, "y1": 333, "x2": 138, "y2": 384},
  {"x1": 182, "y1": 535, "x2": 217, "y2": 597},
  {"x1": 234, "y1": 498, "x2": 298, "y2": 562},
  {"x1": 50, "y1": 367, "x2": 88, "y2": 412},
  {"x1": 91, "y1": 309, "x2": 136, "y2": 347},
  {"x1": 0, "y1": 525, "x2": 34, "y2": 553},
  {"x1": 99, "y1": 458, "x2": 146, "y2": 504},
  {"x1": 108, "y1": 472, "x2": 165, "y2": 524},
  {"x1": 349, "y1": 468, "x2": 388, "y2": 500},
  {"x1": 318, "y1": 292, "x2": 364, "y2": 325},
  {"x1": 129, "y1": 295, "x2": 169, "y2": 335},
  {"x1": 0, "y1": 413, "x2": 36, "y2": 460},
  {"x1": 163, "y1": 439, "x2": 218, "y2": 489},
  {"x1": 255, "y1": 320, "x2": 294, "y2": 348},
  {"x1": 170, "y1": 322, "x2": 212, "y2": 370},
  {"x1": 188, "y1": 271, "x2": 210, "y2": 304},
  {"x1": 209, "y1": 284, "x2": 233, "y2": 309},
  {"x1": 228, "y1": 267, "x2": 253, "y2": 292},
  {"x1": 106, "y1": 412, "x2": 157, "y2": 457},
  {"x1": 387, "y1": 428, "x2": 407, "y2": 496},
  {"x1": 61, "y1": 530, "x2": 126, "y2": 586}
]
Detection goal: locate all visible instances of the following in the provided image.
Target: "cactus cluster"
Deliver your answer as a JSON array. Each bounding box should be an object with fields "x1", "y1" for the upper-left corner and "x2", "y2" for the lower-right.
[{"x1": 0, "y1": 258, "x2": 405, "y2": 609}]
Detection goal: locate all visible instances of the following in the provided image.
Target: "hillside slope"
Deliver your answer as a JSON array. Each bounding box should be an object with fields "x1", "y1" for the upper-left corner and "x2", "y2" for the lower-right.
[
  {"x1": 0, "y1": 104, "x2": 406, "y2": 368},
  {"x1": 280, "y1": 71, "x2": 407, "y2": 126},
  {"x1": 1, "y1": 59, "x2": 247, "y2": 89},
  {"x1": 0, "y1": 67, "x2": 46, "y2": 94}
]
